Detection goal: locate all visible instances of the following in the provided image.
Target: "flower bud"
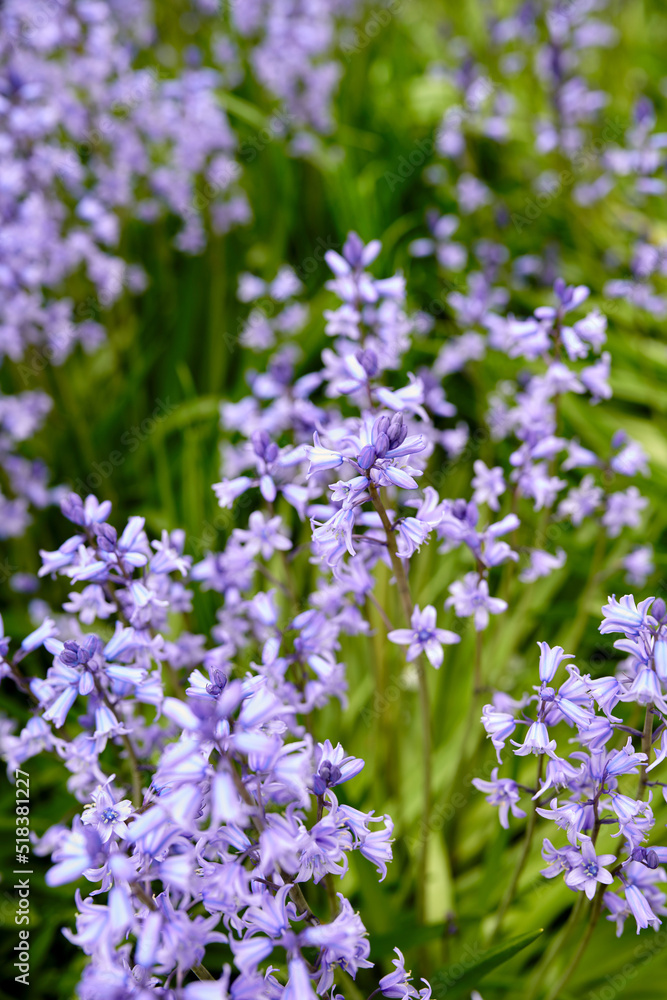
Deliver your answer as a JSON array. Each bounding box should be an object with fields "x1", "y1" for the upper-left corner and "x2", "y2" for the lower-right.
[
  {"x1": 95, "y1": 523, "x2": 117, "y2": 552},
  {"x1": 358, "y1": 445, "x2": 377, "y2": 470},
  {"x1": 61, "y1": 493, "x2": 86, "y2": 526},
  {"x1": 357, "y1": 348, "x2": 378, "y2": 377},
  {"x1": 251, "y1": 429, "x2": 271, "y2": 458},
  {"x1": 343, "y1": 231, "x2": 364, "y2": 268},
  {"x1": 374, "y1": 432, "x2": 390, "y2": 458},
  {"x1": 652, "y1": 598, "x2": 666, "y2": 622}
]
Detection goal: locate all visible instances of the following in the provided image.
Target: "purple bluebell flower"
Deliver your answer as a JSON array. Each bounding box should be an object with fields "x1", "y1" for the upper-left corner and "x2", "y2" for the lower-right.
[
  {"x1": 564, "y1": 838, "x2": 616, "y2": 899},
  {"x1": 313, "y1": 741, "x2": 364, "y2": 796},
  {"x1": 471, "y1": 460, "x2": 506, "y2": 511},
  {"x1": 624, "y1": 546, "x2": 654, "y2": 587},
  {"x1": 512, "y1": 721, "x2": 558, "y2": 758},
  {"x1": 446, "y1": 573, "x2": 508, "y2": 631},
  {"x1": 603, "y1": 487, "x2": 648, "y2": 537},
  {"x1": 537, "y1": 642, "x2": 574, "y2": 683},
  {"x1": 388, "y1": 605, "x2": 460, "y2": 668},
  {"x1": 473, "y1": 768, "x2": 527, "y2": 828},
  {"x1": 599, "y1": 595, "x2": 656, "y2": 636}
]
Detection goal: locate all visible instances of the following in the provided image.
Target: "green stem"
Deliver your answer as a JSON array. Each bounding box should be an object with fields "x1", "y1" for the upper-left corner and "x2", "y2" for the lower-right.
[
  {"x1": 543, "y1": 886, "x2": 604, "y2": 1000},
  {"x1": 368, "y1": 482, "x2": 431, "y2": 925},
  {"x1": 638, "y1": 704, "x2": 654, "y2": 800},
  {"x1": 121, "y1": 732, "x2": 143, "y2": 810},
  {"x1": 192, "y1": 965, "x2": 215, "y2": 981},
  {"x1": 525, "y1": 894, "x2": 585, "y2": 1000},
  {"x1": 490, "y1": 753, "x2": 544, "y2": 941},
  {"x1": 95, "y1": 679, "x2": 143, "y2": 809}
]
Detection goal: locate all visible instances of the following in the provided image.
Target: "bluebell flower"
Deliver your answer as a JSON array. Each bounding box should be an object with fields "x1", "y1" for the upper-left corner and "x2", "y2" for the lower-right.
[
  {"x1": 472, "y1": 768, "x2": 526, "y2": 828},
  {"x1": 602, "y1": 488, "x2": 648, "y2": 537},
  {"x1": 564, "y1": 838, "x2": 616, "y2": 899},
  {"x1": 388, "y1": 604, "x2": 460, "y2": 669},
  {"x1": 606, "y1": 738, "x2": 648, "y2": 776},
  {"x1": 21, "y1": 616, "x2": 57, "y2": 652},
  {"x1": 471, "y1": 459, "x2": 506, "y2": 510},
  {"x1": 379, "y1": 947, "x2": 419, "y2": 998},
  {"x1": 81, "y1": 782, "x2": 133, "y2": 843},
  {"x1": 537, "y1": 642, "x2": 574, "y2": 683},
  {"x1": 446, "y1": 573, "x2": 508, "y2": 631},
  {"x1": 313, "y1": 740, "x2": 364, "y2": 795},
  {"x1": 212, "y1": 475, "x2": 254, "y2": 508},
  {"x1": 624, "y1": 882, "x2": 662, "y2": 932},
  {"x1": 481, "y1": 702, "x2": 517, "y2": 762},
  {"x1": 541, "y1": 838, "x2": 580, "y2": 879},
  {"x1": 283, "y1": 958, "x2": 318, "y2": 1000},
  {"x1": 519, "y1": 548, "x2": 567, "y2": 583},
  {"x1": 512, "y1": 721, "x2": 558, "y2": 758},
  {"x1": 45, "y1": 817, "x2": 103, "y2": 887},
  {"x1": 624, "y1": 546, "x2": 655, "y2": 588},
  {"x1": 599, "y1": 595, "x2": 656, "y2": 636},
  {"x1": 302, "y1": 896, "x2": 373, "y2": 992}
]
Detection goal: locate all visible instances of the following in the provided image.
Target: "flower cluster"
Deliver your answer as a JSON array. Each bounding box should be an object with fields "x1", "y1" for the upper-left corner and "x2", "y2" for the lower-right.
[
  {"x1": 2, "y1": 1, "x2": 667, "y2": 996},
  {"x1": 0, "y1": 0, "x2": 368, "y2": 539},
  {"x1": 229, "y1": 0, "x2": 363, "y2": 136},
  {"x1": 477, "y1": 597, "x2": 667, "y2": 935},
  {"x1": 213, "y1": 231, "x2": 649, "y2": 653},
  {"x1": 1, "y1": 492, "x2": 432, "y2": 999},
  {"x1": 0, "y1": 0, "x2": 248, "y2": 537}
]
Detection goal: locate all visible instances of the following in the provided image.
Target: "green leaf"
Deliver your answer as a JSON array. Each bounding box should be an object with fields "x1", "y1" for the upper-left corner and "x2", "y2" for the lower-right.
[
  {"x1": 371, "y1": 922, "x2": 446, "y2": 961},
  {"x1": 431, "y1": 929, "x2": 544, "y2": 999}
]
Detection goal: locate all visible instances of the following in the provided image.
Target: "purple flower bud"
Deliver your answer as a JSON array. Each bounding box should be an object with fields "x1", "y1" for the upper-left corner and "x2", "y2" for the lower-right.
[
  {"x1": 373, "y1": 414, "x2": 390, "y2": 440},
  {"x1": 343, "y1": 231, "x2": 364, "y2": 268},
  {"x1": 313, "y1": 774, "x2": 327, "y2": 796},
  {"x1": 264, "y1": 442, "x2": 279, "y2": 464},
  {"x1": 60, "y1": 640, "x2": 81, "y2": 666},
  {"x1": 632, "y1": 847, "x2": 659, "y2": 869},
  {"x1": 61, "y1": 493, "x2": 86, "y2": 526},
  {"x1": 313, "y1": 759, "x2": 343, "y2": 795},
  {"x1": 206, "y1": 669, "x2": 228, "y2": 698},
  {"x1": 635, "y1": 96, "x2": 654, "y2": 126},
  {"x1": 652, "y1": 598, "x2": 667, "y2": 623},
  {"x1": 452, "y1": 499, "x2": 468, "y2": 520},
  {"x1": 358, "y1": 445, "x2": 377, "y2": 470},
  {"x1": 374, "y1": 432, "x2": 390, "y2": 458},
  {"x1": 611, "y1": 430, "x2": 627, "y2": 450},
  {"x1": 387, "y1": 413, "x2": 407, "y2": 449},
  {"x1": 357, "y1": 349, "x2": 378, "y2": 377},
  {"x1": 95, "y1": 523, "x2": 117, "y2": 552},
  {"x1": 60, "y1": 639, "x2": 94, "y2": 667},
  {"x1": 251, "y1": 430, "x2": 271, "y2": 458}
]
